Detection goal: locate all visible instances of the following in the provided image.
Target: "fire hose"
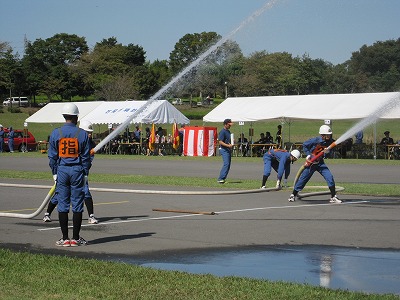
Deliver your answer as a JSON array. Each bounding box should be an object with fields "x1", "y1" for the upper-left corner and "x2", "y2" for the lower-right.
[
  {"x1": 0, "y1": 183, "x2": 279, "y2": 219},
  {"x1": 0, "y1": 184, "x2": 56, "y2": 218},
  {"x1": 293, "y1": 142, "x2": 345, "y2": 199}
]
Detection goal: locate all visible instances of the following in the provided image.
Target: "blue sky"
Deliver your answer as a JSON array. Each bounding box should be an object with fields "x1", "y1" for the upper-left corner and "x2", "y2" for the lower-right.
[{"x1": 1, "y1": 0, "x2": 399, "y2": 65}]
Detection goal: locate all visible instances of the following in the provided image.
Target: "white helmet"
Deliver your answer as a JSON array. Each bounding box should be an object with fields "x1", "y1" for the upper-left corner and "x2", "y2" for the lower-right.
[
  {"x1": 290, "y1": 149, "x2": 301, "y2": 159},
  {"x1": 61, "y1": 103, "x2": 79, "y2": 116},
  {"x1": 319, "y1": 125, "x2": 332, "y2": 135},
  {"x1": 79, "y1": 120, "x2": 93, "y2": 132}
]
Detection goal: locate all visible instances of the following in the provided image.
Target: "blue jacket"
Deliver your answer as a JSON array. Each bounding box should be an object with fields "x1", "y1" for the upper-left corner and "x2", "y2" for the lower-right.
[
  {"x1": 48, "y1": 123, "x2": 91, "y2": 175},
  {"x1": 265, "y1": 149, "x2": 291, "y2": 179},
  {"x1": 218, "y1": 128, "x2": 231, "y2": 150},
  {"x1": 302, "y1": 136, "x2": 334, "y2": 162}
]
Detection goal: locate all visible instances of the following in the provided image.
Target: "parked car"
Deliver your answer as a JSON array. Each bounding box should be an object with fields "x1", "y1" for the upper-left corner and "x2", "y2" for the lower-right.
[
  {"x1": 2, "y1": 128, "x2": 37, "y2": 152},
  {"x1": 3, "y1": 97, "x2": 29, "y2": 107},
  {"x1": 172, "y1": 98, "x2": 182, "y2": 105}
]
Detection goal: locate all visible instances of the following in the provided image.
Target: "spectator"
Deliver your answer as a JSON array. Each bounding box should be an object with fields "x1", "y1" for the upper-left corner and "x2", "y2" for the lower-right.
[
  {"x1": 156, "y1": 126, "x2": 165, "y2": 156},
  {"x1": 253, "y1": 132, "x2": 266, "y2": 157},
  {"x1": 265, "y1": 131, "x2": 274, "y2": 144},
  {"x1": 178, "y1": 124, "x2": 185, "y2": 156},
  {"x1": 275, "y1": 125, "x2": 282, "y2": 147},
  {"x1": 380, "y1": 131, "x2": 394, "y2": 145},
  {"x1": 355, "y1": 130, "x2": 363, "y2": 144},
  {"x1": 144, "y1": 127, "x2": 151, "y2": 156},
  {"x1": 8, "y1": 126, "x2": 15, "y2": 153},
  {"x1": 238, "y1": 133, "x2": 249, "y2": 157},
  {"x1": 0, "y1": 124, "x2": 4, "y2": 153},
  {"x1": 133, "y1": 125, "x2": 141, "y2": 143}
]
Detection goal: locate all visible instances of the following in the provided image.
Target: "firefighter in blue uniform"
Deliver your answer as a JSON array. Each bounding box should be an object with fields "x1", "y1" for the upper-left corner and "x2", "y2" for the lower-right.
[
  {"x1": 43, "y1": 120, "x2": 98, "y2": 225},
  {"x1": 261, "y1": 149, "x2": 301, "y2": 189},
  {"x1": 288, "y1": 125, "x2": 342, "y2": 204},
  {"x1": 48, "y1": 103, "x2": 91, "y2": 247}
]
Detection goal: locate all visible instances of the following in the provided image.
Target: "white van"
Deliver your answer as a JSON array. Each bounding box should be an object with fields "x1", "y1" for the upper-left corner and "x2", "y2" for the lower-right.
[{"x1": 3, "y1": 97, "x2": 29, "y2": 107}]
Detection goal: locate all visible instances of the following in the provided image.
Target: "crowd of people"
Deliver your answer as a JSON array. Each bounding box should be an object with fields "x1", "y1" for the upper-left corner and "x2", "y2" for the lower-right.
[
  {"x1": 235, "y1": 125, "x2": 284, "y2": 157},
  {"x1": 98, "y1": 124, "x2": 185, "y2": 156}
]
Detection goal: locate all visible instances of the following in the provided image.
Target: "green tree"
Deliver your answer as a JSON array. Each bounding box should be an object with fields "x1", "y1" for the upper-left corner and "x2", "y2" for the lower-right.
[
  {"x1": 0, "y1": 42, "x2": 17, "y2": 98},
  {"x1": 296, "y1": 55, "x2": 331, "y2": 95},
  {"x1": 169, "y1": 32, "x2": 220, "y2": 74},
  {"x1": 22, "y1": 33, "x2": 89, "y2": 101},
  {"x1": 348, "y1": 38, "x2": 400, "y2": 92},
  {"x1": 95, "y1": 74, "x2": 139, "y2": 101},
  {"x1": 83, "y1": 37, "x2": 148, "y2": 99}
]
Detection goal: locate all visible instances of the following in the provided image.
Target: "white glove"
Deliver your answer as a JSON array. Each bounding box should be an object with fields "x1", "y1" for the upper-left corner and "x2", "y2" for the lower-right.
[
  {"x1": 84, "y1": 175, "x2": 88, "y2": 185},
  {"x1": 275, "y1": 179, "x2": 281, "y2": 190},
  {"x1": 53, "y1": 174, "x2": 57, "y2": 182},
  {"x1": 283, "y1": 178, "x2": 288, "y2": 187}
]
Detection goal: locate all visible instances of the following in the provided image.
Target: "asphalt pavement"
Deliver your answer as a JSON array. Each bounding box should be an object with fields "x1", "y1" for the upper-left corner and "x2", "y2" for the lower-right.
[{"x1": 0, "y1": 155, "x2": 399, "y2": 259}]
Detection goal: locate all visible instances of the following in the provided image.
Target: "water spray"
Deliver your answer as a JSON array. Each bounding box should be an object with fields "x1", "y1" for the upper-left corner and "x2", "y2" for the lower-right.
[
  {"x1": 94, "y1": 0, "x2": 280, "y2": 153},
  {"x1": 0, "y1": 0, "x2": 281, "y2": 219}
]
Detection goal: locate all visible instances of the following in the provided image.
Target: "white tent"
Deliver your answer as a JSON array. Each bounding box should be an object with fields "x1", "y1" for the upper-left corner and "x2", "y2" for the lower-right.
[
  {"x1": 25, "y1": 101, "x2": 104, "y2": 123},
  {"x1": 203, "y1": 92, "x2": 400, "y2": 122},
  {"x1": 203, "y1": 92, "x2": 400, "y2": 159},
  {"x1": 80, "y1": 100, "x2": 190, "y2": 125},
  {"x1": 26, "y1": 100, "x2": 190, "y2": 125}
]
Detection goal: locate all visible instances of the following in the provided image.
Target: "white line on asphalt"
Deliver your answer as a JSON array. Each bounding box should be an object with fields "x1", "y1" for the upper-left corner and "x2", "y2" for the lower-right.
[{"x1": 37, "y1": 200, "x2": 369, "y2": 232}]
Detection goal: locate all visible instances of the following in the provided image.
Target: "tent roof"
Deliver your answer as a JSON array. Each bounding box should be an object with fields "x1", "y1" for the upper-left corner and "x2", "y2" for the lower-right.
[
  {"x1": 203, "y1": 92, "x2": 400, "y2": 122},
  {"x1": 25, "y1": 101, "x2": 104, "y2": 123},
  {"x1": 80, "y1": 100, "x2": 190, "y2": 125},
  {"x1": 25, "y1": 100, "x2": 190, "y2": 125}
]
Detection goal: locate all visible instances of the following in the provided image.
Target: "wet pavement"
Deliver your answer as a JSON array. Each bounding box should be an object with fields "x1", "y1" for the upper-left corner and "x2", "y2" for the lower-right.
[{"x1": 116, "y1": 245, "x2": 400, "y2": 296}]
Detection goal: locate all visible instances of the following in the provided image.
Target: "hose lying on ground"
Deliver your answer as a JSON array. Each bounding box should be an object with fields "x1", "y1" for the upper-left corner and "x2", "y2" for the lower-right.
[
  {"x1": 0, "y1": 183, "x2": 279, "y2": 219},
  {"x1": 0, "y1": 181, "x2": 344, "y2": 219},
  {"x1": 0, "y1": 184, "x2": 55, "y2": 218}
]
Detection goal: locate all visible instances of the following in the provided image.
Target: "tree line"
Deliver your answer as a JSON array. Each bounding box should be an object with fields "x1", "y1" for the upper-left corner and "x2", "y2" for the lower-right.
[{"x1": 0, "y1": 32, "x2": 399, "y2": 105}]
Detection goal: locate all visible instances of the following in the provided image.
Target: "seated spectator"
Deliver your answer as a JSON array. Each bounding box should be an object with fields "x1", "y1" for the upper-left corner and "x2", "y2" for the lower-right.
[
  {"x1": 265, "y1": 131, "x2": 274, "y2": 144},
  {"x1": 338, "y1": 138, "x2": 353, "y2": 158},
  {"x1": 238, "y1": 133, "x2": 249, "y2": 157},
  {"x1": 253, "y1": 133, "x2": 266, "y2": 157},
  {"x1": 355, "y1": 130, "x2": 363, "y2": 144},
  {"x1": 380, "y1": 131, "x2": 394, "y2": 145}
]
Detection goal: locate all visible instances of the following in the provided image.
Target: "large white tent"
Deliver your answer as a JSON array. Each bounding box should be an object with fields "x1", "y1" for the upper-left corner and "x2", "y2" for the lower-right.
[
  {"x1": 25, "y1": 101, "x2": 104, "y2": 123},
  {"x1": 26, "y1": 100, "x2": 190, "y2": 125},
  {"x1": 203, "y1": 92, "x2": 400, "y2": 122},
  {"x1": 80, "y1": 100, "x2": 190, "y2": 125}
]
